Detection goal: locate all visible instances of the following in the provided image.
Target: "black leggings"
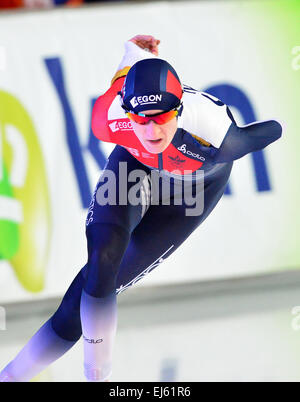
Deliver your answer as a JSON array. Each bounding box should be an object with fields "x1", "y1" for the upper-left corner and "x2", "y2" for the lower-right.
[{"x1": 51, "y1": 145, "x2": 233, "y2": 341}]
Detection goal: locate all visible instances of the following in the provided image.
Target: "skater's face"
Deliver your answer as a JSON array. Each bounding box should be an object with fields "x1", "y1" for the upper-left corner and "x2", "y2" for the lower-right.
[{"x1": 130, "y1": 109, "x2": 178, "y2": 154}]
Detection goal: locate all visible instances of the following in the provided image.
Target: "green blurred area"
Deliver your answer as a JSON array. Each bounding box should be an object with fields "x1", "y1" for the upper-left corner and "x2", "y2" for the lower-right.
[{"x1": 0, "y1": 161, "x2": 19, "y2": 260}]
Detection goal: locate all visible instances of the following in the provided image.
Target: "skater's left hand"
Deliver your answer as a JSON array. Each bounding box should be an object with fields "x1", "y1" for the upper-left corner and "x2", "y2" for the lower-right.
[{"x1": 129, "y1": 34, "x2": 161, "y2": 56}]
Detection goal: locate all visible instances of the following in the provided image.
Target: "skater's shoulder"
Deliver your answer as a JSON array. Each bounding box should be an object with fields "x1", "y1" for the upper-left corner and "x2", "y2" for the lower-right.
[{"x1": 179, "y1": 86, "x2": 232, "y2": 148}]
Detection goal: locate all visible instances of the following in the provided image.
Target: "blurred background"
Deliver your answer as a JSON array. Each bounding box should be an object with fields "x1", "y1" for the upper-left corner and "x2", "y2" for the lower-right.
[{"x1": 0, "y1": 0, "x2": 300, "y2": 382}]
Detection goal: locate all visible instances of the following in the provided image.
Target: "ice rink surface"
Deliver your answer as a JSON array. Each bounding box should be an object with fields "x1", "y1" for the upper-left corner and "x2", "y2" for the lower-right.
[{"x1": 1, "y1": 270, "x2": 300, "y2": 382}]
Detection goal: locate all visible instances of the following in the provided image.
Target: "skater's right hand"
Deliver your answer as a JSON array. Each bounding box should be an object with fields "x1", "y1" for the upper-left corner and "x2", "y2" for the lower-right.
[{"x1": 129, "y1": 35, "x2": 161, "y2": 56}]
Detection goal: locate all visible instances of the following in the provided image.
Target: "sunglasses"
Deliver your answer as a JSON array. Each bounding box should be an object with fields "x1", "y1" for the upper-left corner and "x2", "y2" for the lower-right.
[{"x1": 126, "y1": 109, "x2": 180, "y2": 125}]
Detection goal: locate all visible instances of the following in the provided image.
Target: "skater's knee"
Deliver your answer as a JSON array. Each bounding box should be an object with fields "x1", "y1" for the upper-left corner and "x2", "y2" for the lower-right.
[
  {"x1": 86, "y1": 223, "x2": 130, "y2": 260},
  {"x1": 84, "y1": 223, "x2": 130, "y2": 297}
]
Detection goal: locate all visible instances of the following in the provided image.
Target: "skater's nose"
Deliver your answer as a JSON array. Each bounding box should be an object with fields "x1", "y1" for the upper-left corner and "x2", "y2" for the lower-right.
[{"x1": 145, "y1": 120, "x2": 161, "y2": 139}]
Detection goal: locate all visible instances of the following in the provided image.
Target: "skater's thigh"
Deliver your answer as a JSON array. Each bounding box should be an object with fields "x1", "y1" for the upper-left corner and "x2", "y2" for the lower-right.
[
  {"x1": 115, "y1": 203, "x2": 204, "y2": 293},
  {"x1": 116, "y1": 163, "x2": 233, "y2": 292}
]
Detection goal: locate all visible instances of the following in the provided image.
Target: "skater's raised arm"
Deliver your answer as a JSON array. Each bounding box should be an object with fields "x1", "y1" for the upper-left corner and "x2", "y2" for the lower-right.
[
  {"x1": 111, "y1": 35, "x2": 160, "y2": 86},
  {"x1": 92, "y1": 35, "x2": 161, "y2": 142}
]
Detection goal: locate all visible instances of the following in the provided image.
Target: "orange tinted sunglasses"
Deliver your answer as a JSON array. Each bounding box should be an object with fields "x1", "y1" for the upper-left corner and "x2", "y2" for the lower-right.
[{"x1": 126, "y1": 109, "x2": 179, "y2": 125}]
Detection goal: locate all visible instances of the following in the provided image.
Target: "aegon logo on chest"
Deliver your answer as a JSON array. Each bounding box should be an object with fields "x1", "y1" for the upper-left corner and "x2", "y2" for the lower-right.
[
  {"x1": 130, "y1": 94, "x2": 162, "y2": 108},
  {"x1": 109, "y1": 120, "x2": 133, "y2": 132}
]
